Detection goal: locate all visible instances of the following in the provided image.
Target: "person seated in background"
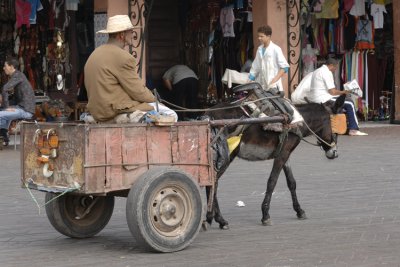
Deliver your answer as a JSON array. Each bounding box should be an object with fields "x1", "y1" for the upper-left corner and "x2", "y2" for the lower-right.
[
  {"x1": 163, "y1": 65, "x2": 199, "y2": 120},
  {"x1": 0, "y1": 57, "x2": 35, "y2": 146},
  {"x1": 84, "y1": 15, "x2": 177, "y2": 123},
  {"x1": 308, "y1": 58, "x2": 367, "y2": 136}
]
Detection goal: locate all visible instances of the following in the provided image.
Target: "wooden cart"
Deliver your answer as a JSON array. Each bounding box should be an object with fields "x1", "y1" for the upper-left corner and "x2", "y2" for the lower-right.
[
  {"x1": 20, "y1": 115, "x2": 284, "y2": 252},
  {"x1": 20, "y1": 121, "x2": 215, "y2": 252}
]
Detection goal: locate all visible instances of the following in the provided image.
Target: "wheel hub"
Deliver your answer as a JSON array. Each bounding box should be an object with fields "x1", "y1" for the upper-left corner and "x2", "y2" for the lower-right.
[
  {"x1": 160, "y1": 202, "x2": 176, "y2": 220},
  {"x1": 150, "y1": 187, "x2": 191, "y2": 237}
]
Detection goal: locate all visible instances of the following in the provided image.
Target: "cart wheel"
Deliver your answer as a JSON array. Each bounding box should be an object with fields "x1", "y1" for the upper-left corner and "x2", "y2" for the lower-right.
[
  {"x1": 126, "y1": 168, "x2": 204, "y2": 252},
  {"x1": 45, "y1": 193, "x2": 114, "y2": 238}
]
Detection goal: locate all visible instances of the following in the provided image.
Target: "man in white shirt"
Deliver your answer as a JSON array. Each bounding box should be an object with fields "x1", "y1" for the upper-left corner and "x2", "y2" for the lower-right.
[
  {"x1": 248, "y1": 25, "x2": 290, "y2": 94},
  {"x1": 309, "y1": 58, "x2": 367, "y2": 136}
]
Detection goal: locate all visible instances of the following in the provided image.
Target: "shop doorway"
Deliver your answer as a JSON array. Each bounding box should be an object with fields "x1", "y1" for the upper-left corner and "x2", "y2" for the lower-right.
[{"x1": 145, "y1": 0, "x2": 181, "y2": 102}]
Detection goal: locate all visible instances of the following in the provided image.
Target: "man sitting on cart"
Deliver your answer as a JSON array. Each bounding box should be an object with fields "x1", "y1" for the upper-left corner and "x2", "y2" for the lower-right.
[{"x1": 84, "y1": 15, "x2": 177, "y2": 123}]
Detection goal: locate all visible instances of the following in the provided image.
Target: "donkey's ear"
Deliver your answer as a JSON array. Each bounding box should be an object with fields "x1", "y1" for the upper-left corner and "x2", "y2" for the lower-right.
[{"x1": 333, "y1": 95, "x2": 346, "y2": 114}]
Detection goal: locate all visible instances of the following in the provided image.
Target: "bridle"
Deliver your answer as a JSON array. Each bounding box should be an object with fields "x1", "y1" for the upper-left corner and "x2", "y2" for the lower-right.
[{"x1": 301, "y1": 120, "x2": 336, "y2": 148}]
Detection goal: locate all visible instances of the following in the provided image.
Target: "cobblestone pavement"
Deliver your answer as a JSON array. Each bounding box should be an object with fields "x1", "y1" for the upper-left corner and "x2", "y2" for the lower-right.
[{"x1": 0, "y1": 124, "x2": 399, "y2": 267}]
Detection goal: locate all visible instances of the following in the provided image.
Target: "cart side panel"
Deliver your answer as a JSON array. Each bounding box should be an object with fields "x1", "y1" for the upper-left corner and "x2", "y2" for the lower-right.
[
  {"x1": 21, "y1": 123, "x2": 85, "y2": 190},
  {"x1": 146, "y1": 126, "x2": 173, "y2": 167},
  {"x1": 83, "y1": 123, "x2": 215, "y2": 193},
  {"x1": 85, "y1": 127, "x2": 106, "y2": 193},
  {"x1": 171, "y1": 124, "x2": 213, "y2": 186},
  {"x1": 199, "y1": 125, "x2": 213, "y2": 186},
  {"x1": 121, "y1": 126, "x2": 148, "y2": 188},
  {"x1": 175, "y1": 125, "x2": 199, "y2": 181},
  {"x1": 105, "y1": 127, "x2": 123, "y2": 189}
]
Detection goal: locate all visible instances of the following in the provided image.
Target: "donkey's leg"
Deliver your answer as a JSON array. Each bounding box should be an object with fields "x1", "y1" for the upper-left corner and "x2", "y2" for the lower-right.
[
  {"x1": 205, "y1": 179, "x2": 230, "y2": 229},
  {"x1": 213, "y1": 194, "x2": 229, "y2": 229},
  {"x1": 205, "y1": 186, "x2": 214, "y2": 228},
  {"x1": 261, "y1": 157, "x2": 286, "y2": 226},
  {"x1": 283, "y1": 160, "x2": 307, "y2": 220}
]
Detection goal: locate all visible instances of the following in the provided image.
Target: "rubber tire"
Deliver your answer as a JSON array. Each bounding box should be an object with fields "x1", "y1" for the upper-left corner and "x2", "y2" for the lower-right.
[
  {"x1": 126, "y1": 167, "x2": 204, "y2": 252},
  {"x1": 45, "y1": 193, "x2": 114, "y2": 238}
]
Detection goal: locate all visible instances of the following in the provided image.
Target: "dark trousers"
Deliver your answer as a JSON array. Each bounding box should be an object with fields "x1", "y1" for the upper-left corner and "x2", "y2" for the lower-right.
[
  {"x1": 331, "y1": 96, "x2": 359, "y2": 130},
  {"x1": 172, "y1": 77, "x2": 199, "y2": 120}
]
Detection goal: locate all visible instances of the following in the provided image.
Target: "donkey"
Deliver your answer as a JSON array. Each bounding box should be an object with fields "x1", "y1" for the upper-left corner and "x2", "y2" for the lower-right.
[{"x1": 205, "y1": 90, "x2": 346, "y2": 229}]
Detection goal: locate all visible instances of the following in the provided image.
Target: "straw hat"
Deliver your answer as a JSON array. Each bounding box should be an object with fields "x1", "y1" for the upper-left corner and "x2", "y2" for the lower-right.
[{"x1": 97, "y1": 15, "x2": 138, "y2": 34}]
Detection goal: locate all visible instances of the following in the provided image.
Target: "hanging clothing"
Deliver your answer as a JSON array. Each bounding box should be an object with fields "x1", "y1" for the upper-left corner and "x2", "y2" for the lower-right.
[
  {"x1": 335, "y1": 16, "x2": 345, "y2": 53},
  {"x1": 235, "y1": 0, "x2": 244, "y2": 9},
  {"x1": 66, "y1": 0, "x2": 80, "y2": 11},
  {"x1": 328, "y1": 19, "x2": 335, "y2": 52},
  {"x1": 29, "y1": 0, "x2": 43, "y2": 24},
  {"x1": 15, "y1": 0, "x2": 32, "y2": 28},
  {"x1": 370, "y1": 3, "x2": 387, "y2": 29},
  {"x1": 350, "y1": 0, "x2": 366, "y2": 16},
  {"x1": 343, "y1": 13, "x2": 356, "y2": 50},
  {"x1": 313, "y1": 0, "x2": 325, "y2": 12},
  {"x1": 220, "y1": 6, "x2": 235, "y2": 37},
  {"x1": 343, "y1": 0, "x2": 355, "y2": 12},
  {"x1": 302, "y1": 45, "x2": 318, "y2": 76},
  {"x1": 355, "y1": 19, "x2": 375, "y2": 50},
  {"x1": 367, "y1": 54, "x2": 387, "y2": 110},
  {"x1": 315, "y1": 0, "x2": 339, "y2": 19}
]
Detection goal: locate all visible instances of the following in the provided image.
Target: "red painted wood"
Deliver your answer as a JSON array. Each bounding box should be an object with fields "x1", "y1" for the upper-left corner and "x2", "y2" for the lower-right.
[
  {"x1": 177, "y1": 125, "x2": 200, "y2": 182},
  {"x1": 121, "y1": 126, "x2": 148, "y2": 188},
  {"x1": 146, "y1": 126, "x2": 172, "y2": 167},
  {"x1": 85, "y1": 127, "x2": 106, "y2": 193},
  {"x1": 105, "y1": 127, "x2": 123, "y2": 190}
]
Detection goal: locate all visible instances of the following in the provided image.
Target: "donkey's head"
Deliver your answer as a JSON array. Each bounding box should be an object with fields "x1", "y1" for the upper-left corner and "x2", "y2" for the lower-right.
[{"x1": 319, "y1": 95, "x2": 346, "y2": 159}]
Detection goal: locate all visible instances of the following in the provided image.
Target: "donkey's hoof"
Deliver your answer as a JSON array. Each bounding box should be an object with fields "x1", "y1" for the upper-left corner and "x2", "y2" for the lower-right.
[
  {"x1": 297, "y1": 211, "x2": 307, "y2": 220},
  {"x1": 219, "y1": 223, "x2": 230, "y2": 230},
  {"x1": 261, "y1": 219, "x2": 272, "y2": 226},
  {"x1": 201, "y1": 221, "x2": 210, "y2": 231}
]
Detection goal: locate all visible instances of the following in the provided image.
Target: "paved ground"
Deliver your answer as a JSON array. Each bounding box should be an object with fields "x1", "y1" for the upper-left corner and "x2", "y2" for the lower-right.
[{"x1": 0, "y1": 122, "x2": 399, "y2": 267}]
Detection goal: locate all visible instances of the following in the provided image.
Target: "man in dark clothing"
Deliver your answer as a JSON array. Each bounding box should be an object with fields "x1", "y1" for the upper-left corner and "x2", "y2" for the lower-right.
[
  {"x1": 163, "y1": 65, "x2": 199, "y2": 120},
  {"x1": 1, "y1": 57, "x2": 35, "y2": 145}
]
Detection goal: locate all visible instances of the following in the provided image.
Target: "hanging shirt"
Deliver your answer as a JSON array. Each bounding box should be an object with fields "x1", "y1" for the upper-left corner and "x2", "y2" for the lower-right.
[
  {"x1": 350, "y1": 0, "x2": 366, "y2": 17},
  {"x1": 313, "y1": 0, "x2": 325, "y2": 12},
  {"x1": 302, "y1": 46, "x2": 318, "y2": 76},
  {"x1": 235, "y1": 0, "x2": 244, "y2": 9},
  {"x1": 66, "y1": 0, "x2": 80, "y2": 11},
  {"x1": 29, "y1": 0, "x2": 43, "y2": 24},
  {"x1": 15, "y1": 0, "x2": 32, "y2": 28},
  {"x1": 370, "y1": 3, "x2": 387, "y2": 29},
  {"x1": 248, "y1": 42, "x2": 289, "y2": 92},
  {"x1": 355, "y1": 19, "x2": 375, "y2": 49},
  {"x1": 315, "y1": 0, "x2": 339, "y2": 19},
  {"x1": 343, "y1": 0, "x2": 355, "y2": 12},
  {"x1": 220, "y1": 6, "x2": 235, "y2": 37}
]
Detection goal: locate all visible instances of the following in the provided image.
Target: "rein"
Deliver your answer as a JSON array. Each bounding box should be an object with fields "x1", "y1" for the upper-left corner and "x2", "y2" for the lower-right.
[
  {"x1": 160, "y1": 94, "x2": 335, "y2": 149},
  {"x1": 160, "y1": 95, "x2": 281, "y2": 113},
  {"x1": 301, "y1": 120, "x2": 335, "y2": 148}
]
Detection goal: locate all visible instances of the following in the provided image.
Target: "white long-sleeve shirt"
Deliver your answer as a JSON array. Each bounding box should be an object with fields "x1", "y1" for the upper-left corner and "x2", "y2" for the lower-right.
[{"x1": 249, "y1": 42, "x2": 289, "y2": 92}]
